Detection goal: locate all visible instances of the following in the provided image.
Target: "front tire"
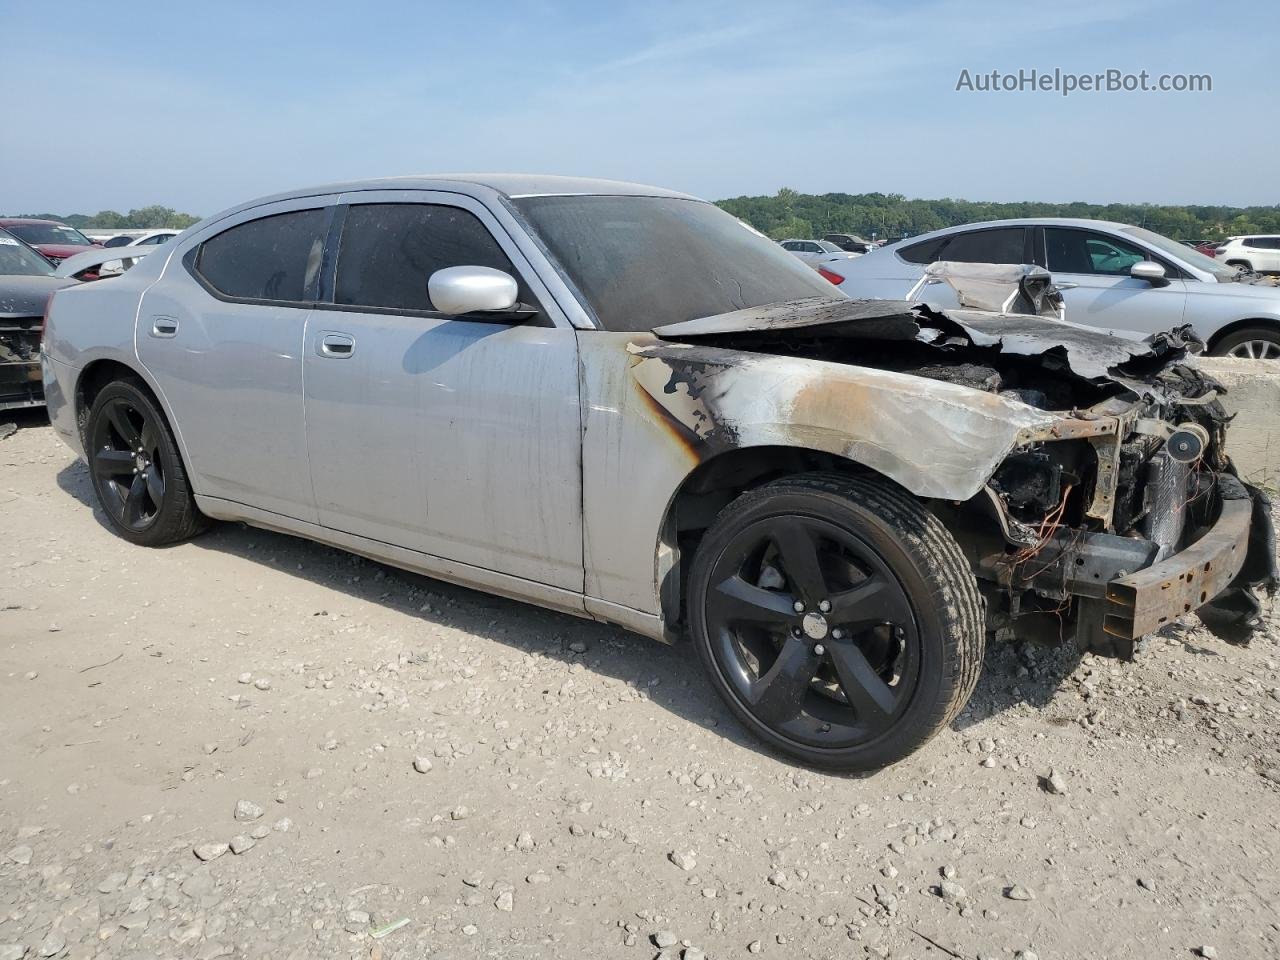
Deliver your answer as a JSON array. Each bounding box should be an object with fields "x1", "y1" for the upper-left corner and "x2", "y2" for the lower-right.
[
  {"x1": 688, "y1": 473, "x2": 984, "y2": 771},
  {"x1": 85, "y1": 378, "x2": 208, "y2": 546}
]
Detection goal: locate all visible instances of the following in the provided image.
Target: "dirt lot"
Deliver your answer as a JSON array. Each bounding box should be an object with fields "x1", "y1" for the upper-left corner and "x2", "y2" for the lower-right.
[{"x1": 2, "y1": 413, "x2": 1279, "y2": 960}]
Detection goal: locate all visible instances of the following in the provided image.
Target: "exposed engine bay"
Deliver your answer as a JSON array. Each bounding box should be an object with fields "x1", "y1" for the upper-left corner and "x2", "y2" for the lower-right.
[{"x1": 650, "y1": 295, "x2": 1278, "y2": 658}]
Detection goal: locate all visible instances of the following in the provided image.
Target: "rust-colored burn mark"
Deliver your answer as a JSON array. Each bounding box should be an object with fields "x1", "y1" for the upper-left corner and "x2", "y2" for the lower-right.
[
  {"x1": 629, "y1": 345, "x2": 741, "y2": 462},
  {"x1": 633, "y1": 375, "x2": 704, "y2": 465}
]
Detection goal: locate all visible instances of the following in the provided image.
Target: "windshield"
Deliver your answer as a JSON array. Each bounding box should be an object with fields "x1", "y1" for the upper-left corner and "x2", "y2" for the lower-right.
[
  {"x1": 512, "y1": 195, "x2": 839, "y2": 331},
  {"x1": 0, "y1": 232, "x2": 55, "y2": 276},
  {"x1": 1121, "y1": 226, "x2": 1240, "y2": 281},
  {"x1": 815, "y1": 240, "x2": 842, "y2": 253},
  {"x1": 7, "y1": 222, "x2": 92, "y2": 247}
]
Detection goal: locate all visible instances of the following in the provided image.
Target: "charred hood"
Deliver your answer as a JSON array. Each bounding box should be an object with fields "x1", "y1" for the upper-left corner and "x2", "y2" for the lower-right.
[{"x1": 653, "y1": 297, "x2": 1207, "y2": 410}]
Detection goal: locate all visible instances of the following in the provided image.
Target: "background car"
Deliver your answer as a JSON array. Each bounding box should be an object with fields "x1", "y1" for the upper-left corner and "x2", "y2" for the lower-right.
[
  {"x1": 96, "y1": 230, "x2": 182, "y2": 276},
  {"x1": 0, "y1": 218, "x2": 101, "y2": 266},
  {"x1": 0, "y1": 227, "x2": 75, "y2": 409},
  {"x1": 834, "y1": 218, "x2": 1280, "y2": 358},
  {"x1": 1213, "y1": 236, "x2": 1280, "y2": 274},
  {"x1": 101, "y1": 229, "x2": 183, "y2": 249},
  {"x1": 822, "y1": 232, "x2": 875, "y2": 254},
  {"x1": 779, "y1": 239, "x2": 861, "y2": 283}
]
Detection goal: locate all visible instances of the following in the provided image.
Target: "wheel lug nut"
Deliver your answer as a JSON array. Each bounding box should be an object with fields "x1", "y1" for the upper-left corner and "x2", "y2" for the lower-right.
[
  {"x1": 832, "y1": 629, "x2": 845, "y2": 640},
  {"x1": 813, "y1": 644, "x2": 825, "y2": 656},
  {"x1": 792, "y1": 601, "x2": 805, "y2": 613},
  {"x1": 818, "y1": 600, "x2": 831, "y2": 613}
]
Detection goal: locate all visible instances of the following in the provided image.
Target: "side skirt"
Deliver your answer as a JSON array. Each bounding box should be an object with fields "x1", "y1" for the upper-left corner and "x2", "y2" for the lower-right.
[{"x1": 194, "y1": 495, "x2": 667, "y2": 643}]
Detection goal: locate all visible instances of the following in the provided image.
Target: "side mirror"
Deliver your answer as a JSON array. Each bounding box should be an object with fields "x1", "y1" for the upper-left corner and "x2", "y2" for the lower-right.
[
  {"x1": 428, "y1": 265, "x2": 519, "y2": 316},
  {"x1": 1130, "y1": 260, "x2": 1168, "y2": 286}
]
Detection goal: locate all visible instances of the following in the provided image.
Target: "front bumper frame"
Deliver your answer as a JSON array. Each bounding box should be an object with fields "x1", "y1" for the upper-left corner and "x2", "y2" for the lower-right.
[
  {"x1": 1103, "y1": 494, "x2": 1252, "y2": 640},
  {"x1": 1003, "y1": 472, "x2": 1259, "y2": 658}
]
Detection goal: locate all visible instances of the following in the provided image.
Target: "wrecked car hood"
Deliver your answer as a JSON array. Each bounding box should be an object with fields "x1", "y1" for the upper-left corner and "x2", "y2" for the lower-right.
[{"x1": 653, "y1": 297, "x2": 1201, "y2": 383}]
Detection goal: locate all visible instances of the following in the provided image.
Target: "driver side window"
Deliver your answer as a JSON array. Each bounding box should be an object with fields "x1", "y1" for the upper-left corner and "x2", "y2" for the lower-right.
[
  {"x1": 1045, "y1": 228, "x2": 1148, "y2": 277},
  {"x1": 333, "y1": 203, "x2": 537, "y2": 315}
]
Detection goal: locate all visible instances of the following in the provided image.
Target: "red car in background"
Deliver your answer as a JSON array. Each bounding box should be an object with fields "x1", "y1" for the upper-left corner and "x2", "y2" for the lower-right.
[{"x1": 0, "y1": 218, "x2": 100, "y2": 265}]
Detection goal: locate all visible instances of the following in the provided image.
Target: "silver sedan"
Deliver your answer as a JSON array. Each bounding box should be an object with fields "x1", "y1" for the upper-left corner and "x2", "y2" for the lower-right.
[
  {"x1": 834, "y1": 217, "x2": 1280, "y2": 358},
  {"x1": 41, "y1": 177, "x2": 1274, "y2": 771}
]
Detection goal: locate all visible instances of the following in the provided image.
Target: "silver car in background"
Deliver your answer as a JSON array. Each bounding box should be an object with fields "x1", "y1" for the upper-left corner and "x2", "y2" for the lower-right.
[
  {"x1": 779, "y1": 238, "x2": 861, "y2": 274},
  {"x1": 834, "y1": 218, "x2": 1280, "y2": 358},
  {"x1": 41, "y1": 177, "x2": 1276, "y2": 772}
]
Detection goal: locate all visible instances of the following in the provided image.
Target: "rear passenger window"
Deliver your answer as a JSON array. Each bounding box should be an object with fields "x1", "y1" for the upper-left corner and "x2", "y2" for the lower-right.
[
  {"x1": 195, "y1": 209, "x2": 327, "y2": 302},
  {"x1": 939, "y1": 228, "x2": 1026, "y2": 264},
  {"x1": 897, "y1": 236, "x2": 947, "y2": 264},
  {"x1": 334, "y1": 203, "x2": 531, "y2": 313}
]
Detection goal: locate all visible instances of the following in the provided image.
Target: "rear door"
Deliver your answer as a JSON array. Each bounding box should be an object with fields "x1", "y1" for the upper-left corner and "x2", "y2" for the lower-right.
[
  {"x1": 302, "y1": 191, "x2": 584, "y2": 591},
  {"x1": 136, "y1": 198, "x2": 336, "y2": 521},
  {"x1": 904, "y1": 226, "x2": 1029, "y2": 307},
  {"x1": 1037, "y1": 226, "x2": 1188, "y2": 335}
]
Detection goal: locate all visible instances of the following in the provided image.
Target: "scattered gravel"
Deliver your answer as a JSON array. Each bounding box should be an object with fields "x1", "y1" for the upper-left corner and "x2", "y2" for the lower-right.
[{"x1": 0, "y1": 420, "x2": 1276, "y2": 960}]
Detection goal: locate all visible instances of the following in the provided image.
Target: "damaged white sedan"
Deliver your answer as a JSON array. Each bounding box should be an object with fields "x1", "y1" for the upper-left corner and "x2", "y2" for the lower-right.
[{"x1": 41, "y1": 176, "x2": 1277, "y2": 771}]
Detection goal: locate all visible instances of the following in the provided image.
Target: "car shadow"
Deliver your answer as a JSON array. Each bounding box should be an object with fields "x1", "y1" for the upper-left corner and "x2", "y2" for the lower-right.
[{"x1": 54, "y1": 457, "x2": 1089, "y2": 773}]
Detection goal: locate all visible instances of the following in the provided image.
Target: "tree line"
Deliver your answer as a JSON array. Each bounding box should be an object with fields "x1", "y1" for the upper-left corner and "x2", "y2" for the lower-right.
[
  {"x1": 714, "y1": 188, "x2": 1280, "y2": 243},
  {"x1": 12, "y1": 192, "x2": 1280, "y2": 243},
  {"x1": 4, "y1": 206, "x2": 201, "y2": 230}
]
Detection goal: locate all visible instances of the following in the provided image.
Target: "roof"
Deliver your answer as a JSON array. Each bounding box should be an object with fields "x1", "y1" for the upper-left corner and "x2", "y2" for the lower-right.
[
  {"x1": 252, "y1": 174, "x2": 696, "y2": 206},
  {"x1": 0, "y1": 217, "x2": 69, "y2": 226},
  {"x1": 925, "y1": 217, "x2": 1135, "y2": 233},
  {"x1": 191, "y1": 174, "x2": 704, "y2": 235}
]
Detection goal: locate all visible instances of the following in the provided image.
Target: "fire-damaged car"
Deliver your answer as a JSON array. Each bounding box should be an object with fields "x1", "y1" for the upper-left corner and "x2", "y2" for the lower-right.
[{"x1": 40, "y1": 176, "x2": 1277, "y2": 772}]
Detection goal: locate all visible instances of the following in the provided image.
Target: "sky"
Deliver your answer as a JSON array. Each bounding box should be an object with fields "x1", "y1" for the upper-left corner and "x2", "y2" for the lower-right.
[{"x1": 2, "y1": 0, "x2": 1275, "y2": 216}]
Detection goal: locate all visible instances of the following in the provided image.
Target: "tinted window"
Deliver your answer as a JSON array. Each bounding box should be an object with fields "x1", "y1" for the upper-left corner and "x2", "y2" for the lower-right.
[
  {"x1": 939, "y1": 228, "x2": 1026, "y2": 264},
  {"x1": 513, "y1": 195, "x2": 838, "y2": 332},
  {"x1": 196, "y1": 209, "x2": 326, "y2": 302},
  {"x1": 897, "y1": 236, "x2": 947, "y2": 264},
  {"x1": 1046, "y1": 228, "x2": 1146, "y2": 276},
  {"x1": 103, "y1": 235, "x2": 133, "y2": 248},
  {"x1": 334, "y1": 203, "x2": 529, "y2": 313}
]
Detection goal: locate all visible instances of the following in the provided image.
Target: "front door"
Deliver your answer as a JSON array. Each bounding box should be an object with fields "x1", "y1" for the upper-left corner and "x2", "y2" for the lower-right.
[
  {"x1": 303, "y1": 193, "x2": 584, "y2": 592},
  {"x1": 1039, "y1": 226, "x2": 1188, "y2": 336}
]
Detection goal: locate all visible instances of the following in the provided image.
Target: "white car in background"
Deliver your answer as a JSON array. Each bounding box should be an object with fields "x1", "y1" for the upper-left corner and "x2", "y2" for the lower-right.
[
  {"x1": 98, "y1": 230, "x2": 183, "y2": 276},
  {"x1": 1213, "y1": 236, "x2": 1280, "y2": 275},
  {"x1": 779, "y1": 239, "x2": 861, "y2": 284},
  {"x1": 835, "y1": 218, "x2": 1280, "y2": 358}
]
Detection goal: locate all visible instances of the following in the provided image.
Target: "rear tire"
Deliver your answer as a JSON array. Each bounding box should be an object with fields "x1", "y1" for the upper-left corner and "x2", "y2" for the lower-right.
[
  {"x1": 85, "y1": 378, "x2": 209, "y2": 546},
  {"x1": 688, "y1": 472, "x2": 985, "y2": 771},
  {"x1": 1210, "y1": 325, "x2": 1280, "y2": 360}
]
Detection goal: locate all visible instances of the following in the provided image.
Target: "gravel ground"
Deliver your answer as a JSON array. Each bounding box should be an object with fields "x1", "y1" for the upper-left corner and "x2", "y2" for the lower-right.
[{"x1": 2, "y1": 413, "x2": 1279, "y2": 960}]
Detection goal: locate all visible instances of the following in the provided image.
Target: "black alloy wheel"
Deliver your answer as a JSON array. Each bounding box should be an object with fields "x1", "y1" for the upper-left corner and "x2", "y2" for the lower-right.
[
  {"x1": 703, "y1": 514, "x2": 920, "y2": 749},
  {"x1": 689, "y1": 473, "x2": 985, "y2": 771},
  {"x1": 84, "y1": 377, "x2": 208, "y2": 546},
  {"x1": 90, "y1": 395, "x2": 165, "y2": 532}
]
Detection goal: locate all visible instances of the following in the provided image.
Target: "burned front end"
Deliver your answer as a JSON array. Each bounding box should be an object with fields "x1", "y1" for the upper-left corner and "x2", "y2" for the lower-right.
[
  {"x1": 646, "y1": 294, "x2": 1277, "y2": 659},
  {"x1": 976, "y1": 368, "x2": 1274, "y2": 658}
]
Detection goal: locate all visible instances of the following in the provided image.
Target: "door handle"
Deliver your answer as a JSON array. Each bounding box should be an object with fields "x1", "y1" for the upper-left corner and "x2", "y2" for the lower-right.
[
  {"x1": 150, "y1": 317, "x2": 179, "y2": 338},
  {"x1": 1054, "y1": 281, "x2": 1079, "y2": 290},
  {"x1": 318, "y1": 333, "x2": 355, "y2": 358}
]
